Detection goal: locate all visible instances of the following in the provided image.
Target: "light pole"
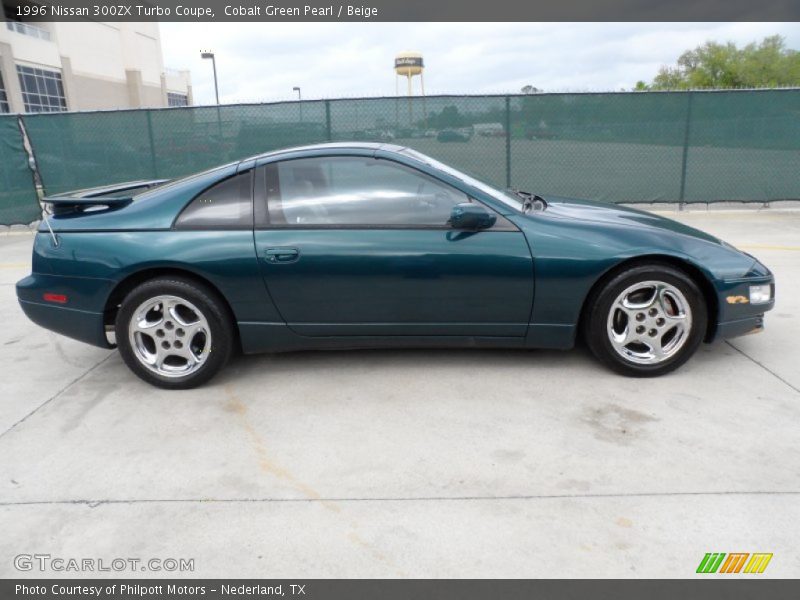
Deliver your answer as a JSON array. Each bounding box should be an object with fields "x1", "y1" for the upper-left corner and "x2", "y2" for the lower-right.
[
  {"x1": 293, "y1": 86, "x2": 303, "y2": 122},
  {"x1": 201, "y1": 51, "x2": 220, "y2": 105}
]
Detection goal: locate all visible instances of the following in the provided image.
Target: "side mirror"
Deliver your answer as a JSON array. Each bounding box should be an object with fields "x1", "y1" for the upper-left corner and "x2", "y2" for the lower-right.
[{"x1": 449, "y1": 203, "x2": 497, "y2": 230}]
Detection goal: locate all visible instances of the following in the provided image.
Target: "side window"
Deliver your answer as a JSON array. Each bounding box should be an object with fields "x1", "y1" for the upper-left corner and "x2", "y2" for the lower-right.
[
  {"x1": 175, "y1": 171, "x2": 253, "y2": 230},
  {"x1": 265, "y1": 157, "x2": 469, "y2": 226}
]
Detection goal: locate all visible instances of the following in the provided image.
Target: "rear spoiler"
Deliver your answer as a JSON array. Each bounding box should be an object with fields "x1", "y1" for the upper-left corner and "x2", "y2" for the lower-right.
[
  {"x1": 42, "y1": 178, "x2": 170, "y2": 216},
  {"x1": 44, "y1": 195, "x2": 135, "y2": 216}
]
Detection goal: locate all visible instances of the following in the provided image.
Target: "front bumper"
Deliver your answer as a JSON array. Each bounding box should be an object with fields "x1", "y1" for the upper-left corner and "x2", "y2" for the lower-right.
[
  {"x1": 710, "y1": 275, "x2": 774, "y2": 343},
  {"x1": 714, "y1": 315, "x2": 766, "y2": 341}
]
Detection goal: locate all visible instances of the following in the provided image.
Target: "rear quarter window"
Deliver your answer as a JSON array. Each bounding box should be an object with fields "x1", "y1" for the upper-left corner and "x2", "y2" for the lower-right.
[{"x1": 175, "y1": 171, "x2": 253, "y2": 230}]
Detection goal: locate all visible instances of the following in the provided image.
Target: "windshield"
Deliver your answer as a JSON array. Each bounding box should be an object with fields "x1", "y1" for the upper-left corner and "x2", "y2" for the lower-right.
[{"x1": 398, "y1": 148, "x2": 523, "y2": 210}]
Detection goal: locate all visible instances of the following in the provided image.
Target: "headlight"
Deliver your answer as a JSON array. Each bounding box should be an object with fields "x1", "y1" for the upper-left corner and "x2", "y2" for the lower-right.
[{"x1": 749, "y1": 284, "x2": 772, "y2": 304}]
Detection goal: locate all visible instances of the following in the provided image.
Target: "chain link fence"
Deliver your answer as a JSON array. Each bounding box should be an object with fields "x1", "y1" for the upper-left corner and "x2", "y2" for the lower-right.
[
  {"x1": 0, "y1": 115, "x2": 39, "y2": 225},
  {"x1": 2, "y1": 89, "x2": 799, "y2": 225}
]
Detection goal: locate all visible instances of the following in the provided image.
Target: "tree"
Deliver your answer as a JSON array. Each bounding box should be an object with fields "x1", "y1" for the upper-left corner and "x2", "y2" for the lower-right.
[
  {"x1": 521, "y1": 85, "x2": 541, "y2": 94},
  {"x1": 427, "y1": 105, "x2": 466, "y2": 129},
  {"x1": 646, "y1": 35, "x2": 800, "y2": 90}
]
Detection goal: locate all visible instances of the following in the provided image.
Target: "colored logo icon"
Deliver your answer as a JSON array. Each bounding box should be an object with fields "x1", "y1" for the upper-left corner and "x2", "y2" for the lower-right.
[{"x1": 697, "y1": 553, "x2": 773, "y2": 574}]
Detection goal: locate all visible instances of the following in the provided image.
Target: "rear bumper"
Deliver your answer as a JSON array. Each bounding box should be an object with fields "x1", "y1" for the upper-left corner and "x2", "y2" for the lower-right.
[
  {"x1": 16, "y1": 274, "x2": 114, "y2": 349},
  {"x1": 18, "y1": 299, "x2": 112, "y2": 348}
]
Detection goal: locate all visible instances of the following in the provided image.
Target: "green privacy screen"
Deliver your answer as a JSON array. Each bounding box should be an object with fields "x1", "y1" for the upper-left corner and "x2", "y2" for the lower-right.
[
  {"x1": 0, "y1": 115, "x2": 40, "y2": 225},
  {"x1": 20, "y1": 89, "x2": 800, "y2": 203}
]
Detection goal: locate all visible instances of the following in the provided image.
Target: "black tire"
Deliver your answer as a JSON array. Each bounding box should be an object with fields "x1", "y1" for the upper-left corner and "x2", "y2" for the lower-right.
[
  {"x1": 583, "y1": 264, "x2": 707, "y2": 377},
  {"x1": 115, "y1": 277, "x2": 234, "y2": 389}
]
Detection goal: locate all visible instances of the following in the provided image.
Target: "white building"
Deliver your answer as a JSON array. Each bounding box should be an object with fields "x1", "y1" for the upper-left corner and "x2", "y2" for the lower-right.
[{"x1": 0, "y1": 15, "x2": 192, "y2": 114}]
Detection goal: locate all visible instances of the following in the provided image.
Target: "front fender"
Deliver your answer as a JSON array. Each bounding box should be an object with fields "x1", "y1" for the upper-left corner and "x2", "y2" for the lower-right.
[{"x1": 515, "y1": 212, "x2": 758, "y2": 334}]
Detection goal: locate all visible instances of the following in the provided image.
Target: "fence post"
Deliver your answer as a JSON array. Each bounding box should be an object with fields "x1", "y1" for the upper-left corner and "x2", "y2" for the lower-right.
[
  {"x1": 504, "y1": 95, "x2": 511, "y2": 188},
  {"x1": 17, "y1": 115, "x2": 45, "y2": 201},
  {"x1": 678, "y1": 91, "x2": 694, "y2": 207},
  {"x1": 146, "y1": 110, "x2": 158, "y2": 179},
  {"x1": 325, "y1": 100, "x2": 332, "y2": 142}
]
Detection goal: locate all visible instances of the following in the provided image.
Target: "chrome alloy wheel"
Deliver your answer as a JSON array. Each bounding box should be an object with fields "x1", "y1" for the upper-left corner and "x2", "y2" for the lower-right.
[
  {"x1": 128, "y1": 295, "x2": 211, "y2": 378},
  {"x1": 606, "y1": 280, "x2": 692, "y2": 365}
]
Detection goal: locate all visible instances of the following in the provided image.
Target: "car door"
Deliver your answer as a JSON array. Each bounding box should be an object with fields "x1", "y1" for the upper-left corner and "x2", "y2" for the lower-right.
[{"x1": 253, "y1": 154, "x2": 534, "y2": 337}]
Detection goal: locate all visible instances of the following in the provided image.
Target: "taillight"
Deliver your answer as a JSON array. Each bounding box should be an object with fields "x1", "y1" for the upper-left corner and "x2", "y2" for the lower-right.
[{"x1": 43, "y1": 293, "x2": 68, "y2": 304}]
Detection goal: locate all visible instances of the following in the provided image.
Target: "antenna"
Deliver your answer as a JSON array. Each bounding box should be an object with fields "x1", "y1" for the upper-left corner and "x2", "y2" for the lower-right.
[{"x1": 41, "y1": 211, "x2": 59, "y2": 247}]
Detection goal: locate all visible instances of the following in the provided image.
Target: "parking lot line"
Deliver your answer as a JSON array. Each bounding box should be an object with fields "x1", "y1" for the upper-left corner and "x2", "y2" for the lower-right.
[
  {"x1": 738, "y1": 244, "x2": 800, "y2": 252},
  {"x1": 2, "y1": 488, "x2": 800, "y2": 508},
  {"x1": 0, "y1": 354, "x2": 113, "y2": 441}
]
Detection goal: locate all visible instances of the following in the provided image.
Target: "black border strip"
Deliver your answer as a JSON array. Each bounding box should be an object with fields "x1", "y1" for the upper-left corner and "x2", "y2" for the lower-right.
[
  {"x1": 3, "y1": 579, "x2": 800, "y2": 599},
  {"x1": 3, "y1": 0, "x2": 800, "y2": 22}
]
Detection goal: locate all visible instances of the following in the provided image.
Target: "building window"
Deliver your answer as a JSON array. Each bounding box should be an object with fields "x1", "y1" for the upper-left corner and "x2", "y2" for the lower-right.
[
  {"x1": 6, "y1": 21, "x2": 52, "y2": 41},
  {"x1": 16, "y1": 65, "x2": 67, "y2": 113},
  {"x1": 167, "y1": 92, "x2": 189, "y2": 107},
  {"x1": 0, "y1": 71, "x2": 10, "y2": 113}
]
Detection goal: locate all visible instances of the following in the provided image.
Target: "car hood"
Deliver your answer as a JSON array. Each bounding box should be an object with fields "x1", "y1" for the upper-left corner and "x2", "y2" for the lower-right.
[
  {"x1": 527, "y1": 195, "x2": 764, "y2": 282},
  {"x1": 541, "y1": 195, "x2": 722, "y2": 245}
]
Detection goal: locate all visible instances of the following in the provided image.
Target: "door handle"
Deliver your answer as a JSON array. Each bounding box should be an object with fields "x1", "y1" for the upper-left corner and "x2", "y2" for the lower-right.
[{"x1": 264, "y1": 247, "x2": 300, "y2": 263}]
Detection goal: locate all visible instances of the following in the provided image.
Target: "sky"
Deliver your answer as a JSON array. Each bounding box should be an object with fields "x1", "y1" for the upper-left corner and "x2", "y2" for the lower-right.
[{"x1": 159, "y1": 22, "x2": 800, "y2": 105}]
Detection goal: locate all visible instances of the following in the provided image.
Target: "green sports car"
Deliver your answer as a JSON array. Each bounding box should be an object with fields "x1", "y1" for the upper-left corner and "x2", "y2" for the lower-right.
[{"x1": 17, "y1": 143, "x2": 774, "y2": 388}]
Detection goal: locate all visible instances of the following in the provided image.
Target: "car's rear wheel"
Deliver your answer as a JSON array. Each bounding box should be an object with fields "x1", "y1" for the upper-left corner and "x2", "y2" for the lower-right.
[
  {"x1": 584, "y1": 264, "x2": 707, "y2": 377},
  {"x1": 115, "y1": 277, "x2": 233, "y2": 389}
]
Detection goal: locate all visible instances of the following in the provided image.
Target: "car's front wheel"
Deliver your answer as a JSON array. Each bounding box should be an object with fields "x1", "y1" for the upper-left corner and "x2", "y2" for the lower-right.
[
  {"x1": 584, "y1": 264, "x2": 707, "y2": 377},
  {"x1": 115, "y1": 277, "x2": 233, "y2": 389}
]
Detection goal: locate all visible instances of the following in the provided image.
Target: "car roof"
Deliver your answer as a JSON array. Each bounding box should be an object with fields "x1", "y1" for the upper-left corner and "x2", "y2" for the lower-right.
[{"x1": 241, "y1": 142, "x2": 407, "y2": 163}]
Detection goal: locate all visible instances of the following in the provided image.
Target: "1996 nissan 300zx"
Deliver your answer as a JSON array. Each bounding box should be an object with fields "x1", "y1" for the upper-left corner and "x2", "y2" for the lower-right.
[{"x1": 17, "y1": 143, "x2": 775, "y2": 389}]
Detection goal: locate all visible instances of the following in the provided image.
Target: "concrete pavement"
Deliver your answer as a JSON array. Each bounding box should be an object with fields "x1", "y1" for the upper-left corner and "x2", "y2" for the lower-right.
[{"x1": 0, "y1": 209, "x2": 798, "y2": 578}]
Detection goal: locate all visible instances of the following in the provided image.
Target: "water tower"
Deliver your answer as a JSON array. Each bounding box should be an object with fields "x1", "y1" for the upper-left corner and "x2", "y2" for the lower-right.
[
  {"x1": 395, "y1": 51, "x2": 425, "y2": 97},
  {"x1": 394, "y1": 51, "x2": 426, "y2": 126}
]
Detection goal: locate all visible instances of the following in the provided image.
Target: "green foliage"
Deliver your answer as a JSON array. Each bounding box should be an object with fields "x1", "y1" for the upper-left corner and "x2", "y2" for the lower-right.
[
  {"x1": 426, "y1": 105, "x2": 467, "y2": 128},
  {"x1": 424, "y1": 104, "x2": 507, "y2": 129},
  {"x1": 648, "y1": 35, "x2": 800, "y2": 90}
]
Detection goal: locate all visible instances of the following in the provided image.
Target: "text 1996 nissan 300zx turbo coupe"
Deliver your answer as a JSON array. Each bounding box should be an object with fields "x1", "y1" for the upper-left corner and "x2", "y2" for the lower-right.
[{"x1": 17, "y1": 143, "x2": 774, "y2": 388}]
